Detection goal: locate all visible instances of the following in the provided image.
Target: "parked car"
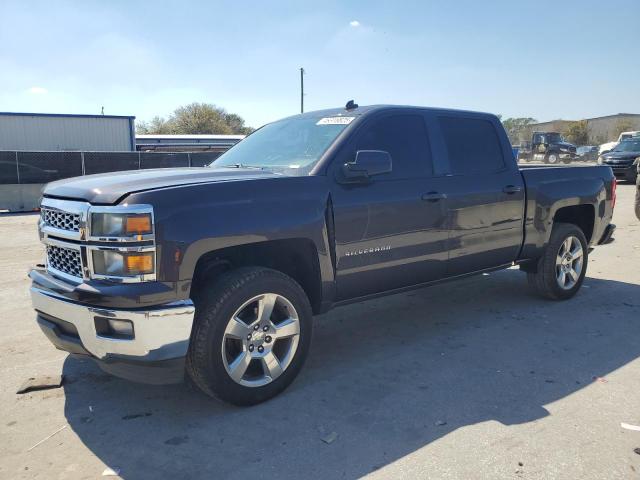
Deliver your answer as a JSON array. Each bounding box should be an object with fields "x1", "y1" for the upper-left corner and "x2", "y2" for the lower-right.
[
  {"x1": 576, "y1": 145, "x2": 599, "y2": 162},
  {"x1": 636, "y1": 166, "x2": 640, "y2": 220},
  {"x1": 598, "y1": 138, "x2": 640, "y2": 183},
  {"x1": 517, "y1": 131, "x2": 577, "y2": 164},
  {"x1": 29, "y1": 104, "x2": 617, "y2": 405},
  {"x1": 599, "y1": 131, "x2": 640, "y2": 155}
]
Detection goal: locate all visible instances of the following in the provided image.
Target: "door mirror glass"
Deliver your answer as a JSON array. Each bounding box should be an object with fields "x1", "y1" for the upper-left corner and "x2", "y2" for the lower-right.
[{"x1": 342, "y1": 150, "x2": 392, "y2": 182}]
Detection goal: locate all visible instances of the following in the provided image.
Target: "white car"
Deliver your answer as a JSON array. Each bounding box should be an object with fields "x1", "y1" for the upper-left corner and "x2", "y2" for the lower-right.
[{"x1": 599, "y1": 131, "x2": 640, "y2": 155}]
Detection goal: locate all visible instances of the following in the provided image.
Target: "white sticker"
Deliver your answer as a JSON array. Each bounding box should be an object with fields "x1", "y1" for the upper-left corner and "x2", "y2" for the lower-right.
[{"x1": 316, "y1": 116, "x2": 355, "y2": 125}]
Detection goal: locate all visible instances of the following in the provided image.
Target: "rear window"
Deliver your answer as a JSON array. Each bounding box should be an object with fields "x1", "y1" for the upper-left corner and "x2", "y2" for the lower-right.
[{"x1": 439, "y1": 116, "x2": 505, "y2": 175}]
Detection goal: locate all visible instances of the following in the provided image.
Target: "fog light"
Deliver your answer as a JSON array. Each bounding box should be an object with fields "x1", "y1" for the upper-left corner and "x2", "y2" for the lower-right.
[{"x1": 94, "y1": 317, "x2": 134, "y2": 339}]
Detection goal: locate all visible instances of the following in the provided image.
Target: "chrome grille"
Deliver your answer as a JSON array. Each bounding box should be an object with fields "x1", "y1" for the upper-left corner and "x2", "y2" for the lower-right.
[
  {"x1": 47, "y1": 245, "x2": 82, "y2": 278},
  {"x1": 41, "y1": 208, "x2": 80, "y2": 232}
]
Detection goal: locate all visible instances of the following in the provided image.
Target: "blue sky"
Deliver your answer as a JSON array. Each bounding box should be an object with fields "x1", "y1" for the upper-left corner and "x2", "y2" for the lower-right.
[{"x1": 1, "y1": 0, "x2": 638, "y2": 128}]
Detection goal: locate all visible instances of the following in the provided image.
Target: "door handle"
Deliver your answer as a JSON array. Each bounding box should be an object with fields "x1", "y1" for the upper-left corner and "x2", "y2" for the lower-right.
[
  {"x1": 502, "y1": 185, "x2": 522, "y2": 194},
  {"x1": 422, "y1": 192, "x2": 447, "y2": 202}
]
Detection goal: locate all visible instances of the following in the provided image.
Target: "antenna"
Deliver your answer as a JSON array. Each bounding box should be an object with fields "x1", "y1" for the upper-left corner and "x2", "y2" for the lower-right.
[
  {"x1": 345, "y1": 100, "x2": 358, "y2": 110},
  {"x1": 300, "y1": 68, "x2": 305, "y2": 114}
]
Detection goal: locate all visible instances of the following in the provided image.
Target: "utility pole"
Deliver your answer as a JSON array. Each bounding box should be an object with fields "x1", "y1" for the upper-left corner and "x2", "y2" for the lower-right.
[{"x1": 300, "y1": 67, "x2": 305, "y2": 113}]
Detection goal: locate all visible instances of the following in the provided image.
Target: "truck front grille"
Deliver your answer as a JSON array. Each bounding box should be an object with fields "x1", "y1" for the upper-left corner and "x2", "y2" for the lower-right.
[
  {"x1": 47, "y1": 245, "x2": 82, "y2": 278},
  {"x1": 41, "y1": 208, "x2": 80, "y2": 232}
]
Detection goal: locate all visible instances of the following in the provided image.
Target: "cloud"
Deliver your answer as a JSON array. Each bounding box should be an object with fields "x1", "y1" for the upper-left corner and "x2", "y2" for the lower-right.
[
  {"x1": 28, "y1": 86, "x2": 48, "y2": 94},
  {"x1": 349, "y1": 20, "x2": 360, "y2": 27}
]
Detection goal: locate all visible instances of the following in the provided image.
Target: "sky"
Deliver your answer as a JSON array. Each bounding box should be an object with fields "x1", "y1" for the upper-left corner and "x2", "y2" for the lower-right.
[{"x1": 1, "y1": 0, "x2": 639, "y2": 129}]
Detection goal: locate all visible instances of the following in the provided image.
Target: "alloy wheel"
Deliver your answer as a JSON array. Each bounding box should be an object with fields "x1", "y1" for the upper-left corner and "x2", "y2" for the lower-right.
[
  {"x1": 555, "y1": 235, "x2": 583, "y2": 290},
  {"x1": 221, "y1": 293, "x2": 300, "y2": 387}
]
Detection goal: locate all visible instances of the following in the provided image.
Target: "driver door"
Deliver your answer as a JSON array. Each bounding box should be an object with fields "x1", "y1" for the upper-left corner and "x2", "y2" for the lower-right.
[{"x1": 330, "y1": 112, "x2": 450, "y2": 300}]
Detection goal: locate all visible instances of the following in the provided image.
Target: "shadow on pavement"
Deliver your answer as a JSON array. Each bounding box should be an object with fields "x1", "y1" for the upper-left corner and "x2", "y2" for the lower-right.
[{"x1": 61, "y1": 268, "x2": 640, "y2": 479}]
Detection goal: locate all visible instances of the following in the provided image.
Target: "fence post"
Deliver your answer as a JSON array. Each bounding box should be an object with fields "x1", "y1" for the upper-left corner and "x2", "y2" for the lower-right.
[
  {"x1": 188, "y1": 152, "x2": 192, "y2": 167},
  {"x1": 15, "y1": 151, "x2": 20, "y2": 184},
  {"x1": 80, "y1": 151, "x2": 85, "y2": 175},
  {"x1": 138, "y1": 151, "x2": 141, "y2": 170}
]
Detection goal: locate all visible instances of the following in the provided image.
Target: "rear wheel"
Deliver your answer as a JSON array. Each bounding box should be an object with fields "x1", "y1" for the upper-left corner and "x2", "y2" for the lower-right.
[
  {"x1": 187, "y1": 267, "x2": 312, "y2": 405},
  {"x1": 527, "y1": 223, "x2": 588, "y2": 300}
]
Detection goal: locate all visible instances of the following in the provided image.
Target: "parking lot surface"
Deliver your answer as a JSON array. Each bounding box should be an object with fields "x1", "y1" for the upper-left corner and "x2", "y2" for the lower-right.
[{"x1": 1, "y1": 184, "x2": 639, "y2": 480}]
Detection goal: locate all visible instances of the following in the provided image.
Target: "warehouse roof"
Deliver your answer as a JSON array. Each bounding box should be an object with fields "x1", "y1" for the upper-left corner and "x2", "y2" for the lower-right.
[{"x1": 0, "y1": 111, "x2": 135, "y2": 120}]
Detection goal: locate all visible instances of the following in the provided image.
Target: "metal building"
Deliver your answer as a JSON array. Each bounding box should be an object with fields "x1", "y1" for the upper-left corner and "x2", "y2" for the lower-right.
[
  {"x1": 529, "y1": 113, "x2": 640, "y2": 144},
  {"x1": 0, "y1": 112, "x2": 136, "y2": 151},
  {"x1": 136, "y1": 134, "x2": 244, "y2": 152}
]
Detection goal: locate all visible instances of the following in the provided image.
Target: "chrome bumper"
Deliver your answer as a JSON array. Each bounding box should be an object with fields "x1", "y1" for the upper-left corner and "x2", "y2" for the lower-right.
[{"x1": 30, "y1": 287, "x2": 195, "y2": 361}]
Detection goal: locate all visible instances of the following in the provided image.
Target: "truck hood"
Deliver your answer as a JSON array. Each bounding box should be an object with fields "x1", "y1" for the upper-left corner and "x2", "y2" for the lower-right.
[
  {"x1": 556, "y1": 142, "x2": 576, "y2": 149},
  {"x1": 43, "y1": 167, "x2": 280, "y2": 204},
  {"x1": 603, "y1": 152, "x2": 639, "y2": 161}
]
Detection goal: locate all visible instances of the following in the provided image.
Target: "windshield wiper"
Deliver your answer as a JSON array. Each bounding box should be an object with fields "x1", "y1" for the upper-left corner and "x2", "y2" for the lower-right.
[{"x1": 224, "y1": 163, "x2": 266, "y2": 170}]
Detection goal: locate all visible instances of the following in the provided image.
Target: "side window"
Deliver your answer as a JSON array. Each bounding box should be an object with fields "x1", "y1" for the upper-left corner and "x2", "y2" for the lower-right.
[
  {"x1": 354, "y1": 114, "x2": 433, "y2": 179},
  {"x1": 439, "y1": 116, "x2": 505, "y2": 175}
]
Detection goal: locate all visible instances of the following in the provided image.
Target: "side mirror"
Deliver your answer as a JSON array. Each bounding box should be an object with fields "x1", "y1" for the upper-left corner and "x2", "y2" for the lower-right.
[{"x1": 341, "y1": 150, "x2": 392, "y2": 182}]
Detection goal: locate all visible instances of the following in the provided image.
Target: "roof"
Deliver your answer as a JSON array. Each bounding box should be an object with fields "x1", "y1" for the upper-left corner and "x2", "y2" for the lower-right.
[
  {"x1": 0, "y1": 111, "x2": 135, "y2": 120},
  {"x1": 136, "y1": 134, "x2": 245, "y2": 140},
  {"x1": 285, "y1": 104, "x2": 497, "y2": 123},
  {"x1": 531, "y1": 113, "x2": 640, "y2": 125}
]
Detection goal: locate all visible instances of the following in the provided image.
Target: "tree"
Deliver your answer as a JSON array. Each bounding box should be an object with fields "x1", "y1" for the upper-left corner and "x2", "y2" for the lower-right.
[
  {"x1": 501, "y1": 117, "x2": 537, "y2": 144},
  {"x1": 136, "y1": 103, "x2": 253, "y2": 135},
  {"x1": 136, "y1": 116, "x2": 174, "y2": 134},
  {"x1": 612, "y1": 119, "x2": 635, "y2": 140},
  {"x1": 563, "y1": 120, "x2": 590, "y2": 145}
]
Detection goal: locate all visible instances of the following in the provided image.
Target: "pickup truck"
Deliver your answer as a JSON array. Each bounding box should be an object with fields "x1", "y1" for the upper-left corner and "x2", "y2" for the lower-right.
[
  {"x1": 30, "y1": 104, "x2": 617, "y2": 405},
  {"x1": 599, "y1": 131, "x2": 640, "y2": 155},
  {"x1": 517, "y1": 131, "x2": 578, "y2": 164}
]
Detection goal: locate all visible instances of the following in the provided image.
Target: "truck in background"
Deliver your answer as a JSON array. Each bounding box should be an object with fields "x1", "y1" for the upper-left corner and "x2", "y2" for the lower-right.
[{"x1": 517, "y1": 131, "x2": 578, "y2": 164}]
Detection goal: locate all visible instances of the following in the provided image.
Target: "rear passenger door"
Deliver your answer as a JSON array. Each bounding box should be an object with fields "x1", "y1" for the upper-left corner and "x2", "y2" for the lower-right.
[
  {"x1": 435, "y1": 115, "x2": 525, "y2": 276},
  {"x1": 330, "y1": 111, "x2": 450, "y2": 300}
]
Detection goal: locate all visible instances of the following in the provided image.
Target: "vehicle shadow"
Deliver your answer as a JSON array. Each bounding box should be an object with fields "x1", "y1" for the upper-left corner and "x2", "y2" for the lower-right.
[{"x1": 61, "y1": 268, "x2": 640, "y2": 479}]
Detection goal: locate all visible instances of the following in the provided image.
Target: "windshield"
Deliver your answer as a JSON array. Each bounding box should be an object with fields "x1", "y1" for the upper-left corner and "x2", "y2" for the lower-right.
[
  {"x1": 210, "y1": 115, "x2": 355, "y2": 175},
  {"x1": 545, "y1": 133, "x2": 564, "y2": 143},
  {"x1": 612, "y1": 140, "x2": 640, "y2": 152}
]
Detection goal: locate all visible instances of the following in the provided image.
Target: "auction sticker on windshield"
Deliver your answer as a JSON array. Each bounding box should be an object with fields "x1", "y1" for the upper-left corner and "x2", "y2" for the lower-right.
[{"x1": 316, "y1": 116, "x2": 355, "y2": 125}]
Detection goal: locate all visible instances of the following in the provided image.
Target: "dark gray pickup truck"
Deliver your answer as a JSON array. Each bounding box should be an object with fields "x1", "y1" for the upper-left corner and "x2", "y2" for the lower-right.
[{"x1": 30, "y1": 104, "x2": 617, "y2": 405}]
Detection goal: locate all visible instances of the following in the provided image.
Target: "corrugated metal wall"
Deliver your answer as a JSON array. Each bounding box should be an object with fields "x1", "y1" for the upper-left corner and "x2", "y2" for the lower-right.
[{"x1": 0, "y1": 114, "x2": 134, "y2": 151}]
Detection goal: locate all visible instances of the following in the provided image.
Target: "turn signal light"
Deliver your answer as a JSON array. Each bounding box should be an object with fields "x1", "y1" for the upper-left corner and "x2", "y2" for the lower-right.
[
  {"x1": 125, "y1": 214, "x2": 153, "y2": 235},
  {"x1": 124, "y1": 253, "x2": 154, "y2": 274}
]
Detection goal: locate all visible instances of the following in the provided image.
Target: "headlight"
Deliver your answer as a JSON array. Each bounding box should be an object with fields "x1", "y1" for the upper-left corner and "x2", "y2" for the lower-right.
[
  {"x1": 91, "y1": 212, "x2": 153, "y2": 238},
  {"x1": 87, "y1": 205, "x2": 156, "y2": 282},
  {"x1": 91, "y1": 250, "x2": 155, "y2": 278}
]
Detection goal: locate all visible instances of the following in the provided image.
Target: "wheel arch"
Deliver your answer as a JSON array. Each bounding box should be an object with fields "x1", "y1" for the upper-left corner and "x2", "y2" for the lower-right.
[
  {"x1": 189, "y1": 239, "x2": 324, "y2": 314},
  {"x1": 553, "y1": 204, "x2": 595, "y2": 243}
]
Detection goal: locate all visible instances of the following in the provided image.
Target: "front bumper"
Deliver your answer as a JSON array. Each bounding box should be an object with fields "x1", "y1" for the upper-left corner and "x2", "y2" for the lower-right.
[
  {"x1": 606, "y1": 163, "x2": 637, "y2": 180},
  {"x1": 31, "y1": 285, "x2": 195, "y2": 384}
]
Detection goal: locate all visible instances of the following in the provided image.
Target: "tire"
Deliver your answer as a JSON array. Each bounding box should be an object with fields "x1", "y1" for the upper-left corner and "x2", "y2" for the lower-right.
[
  {"x1": 527, "y1": 222, "x2": 588, "y2": 300},
  {"x1": 545, "y1": 153, "x2": 559, "y2": 164},
  {"x1": 186, "y1": 267, "x2": 313, "y2": 406}
]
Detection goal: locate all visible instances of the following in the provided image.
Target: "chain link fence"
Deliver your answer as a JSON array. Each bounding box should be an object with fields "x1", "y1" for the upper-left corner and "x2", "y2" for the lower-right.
[{"x1": 0, "y1": 150, "x2": 223, "y2": 211}]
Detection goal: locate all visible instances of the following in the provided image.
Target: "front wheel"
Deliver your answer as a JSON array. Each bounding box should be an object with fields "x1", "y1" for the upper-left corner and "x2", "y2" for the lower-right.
[
  {"x1": 187, "y1": 267, "x2": 313, "y2": 405},
  {"x1": 527, "y1": 223, "x2": 588, "y2": 300},
  {"x1": 545, "y1": 153, "x2": 559, "y2": 164}
]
